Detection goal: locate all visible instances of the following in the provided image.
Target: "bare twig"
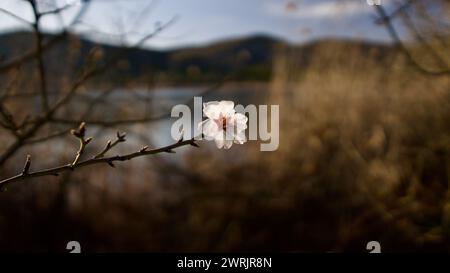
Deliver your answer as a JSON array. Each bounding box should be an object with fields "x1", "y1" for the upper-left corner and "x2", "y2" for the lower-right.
[
  {"x1": 49, "y1": 79, "x2": 224, "y2": 126},
  {"x1": 0, "y1": 0, "x2": 91, "y2": 73},
  {"x1": 0, "y1": 122, "x2": 201, "y2": 190},
  {"x1": 0, "y1": 7, "x2": 33, "y2": 26},
  {"x1": 25, "y1": 129, "x2": 70, "y2": 145},
  {"x1": 28, "y1": 0, "x2": 50, "y2": 111},
  {"x1": 0, "y1": 33, "x2": 67, "y2": 73},
  {"x1": 0, "y1": 104, "x2": 19, "y2": 133},
  {"x1": 374, "y1": 0, "x2": 415, "y2": 25},
  {"x1": 94, "y1": 131, "x2": 126, "y2": 159},
  {"x1": 373, "y1": 3, "x2": 450, "y2": 76},
  {"x1": 0, "y1": 16, "x2": 176, "y2": 166},
  {"x1": 20, "y1": 79, "x2": 222, "y2": 145},
  {"x1": 39, "y1": 3, "x2": 74, "y2": 17},
  {"x1": 70, "y1": 122, "x2": 92, "y2": 165},
  {"x1": 398, "y1": 5, "x2": 450, "y2": 70},
  {"x1": 22, "y1": 155, "x2": 31, "y2": 175}
]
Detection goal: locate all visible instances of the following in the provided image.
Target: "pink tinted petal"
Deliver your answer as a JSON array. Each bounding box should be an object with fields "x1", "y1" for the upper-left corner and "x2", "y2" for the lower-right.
[{"x1": 225, "y1": 117, "x2": 236, "y2": 132}]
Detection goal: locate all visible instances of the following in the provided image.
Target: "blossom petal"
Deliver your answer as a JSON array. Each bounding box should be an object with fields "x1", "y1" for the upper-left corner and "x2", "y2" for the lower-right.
[
  {"x1": 214, "y1": 136, "x2": 224, "y2": 149},
  {"x1": 234, "y1": 113, "x2": 248, "y2": 132},
  {"x1": 199, "y1": 119, "x2": 219, "y2": 139},
  {"x1": 234, "y1": 113, "x2": 248, "y2": 124},
  {"x1": 203, "y1": 101, "x2": 220, "y2": 119},
  {"x1": 223, "y1": 140, "x2": 233, "y2": 149},
  {"x1": 218, "y1": 101, "x2": 235, "y2": 116},
  {"x1": 200, "y1": 100, "x2": 248, "y2": 149},
  {"x1": 234, "y1": 131, "x2": 247, "y2": 144},
  {"x1": 225, "y1": 128, "x2": 235, "y2": 141}
]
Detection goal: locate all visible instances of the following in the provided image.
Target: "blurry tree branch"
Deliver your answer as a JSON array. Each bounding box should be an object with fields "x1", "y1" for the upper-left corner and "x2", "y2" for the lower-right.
[
  {"x1": 0, "y1": 33, "x2": 67, "y2": 73},
  {"x1": 28, "y1": 0, "x2": 50, "y2": 111},
  {"x1": 0, "y1": 122, "x2": 200, "y2": 190},
  {"x1": 0, "y1": 103, "x2": 29, "y2": 137},
  {"x1": 48, "y1": 80, "x2": 224, "y2": 126},
  {"x1": 21, "y1": 62, "x2": 226, "y2": 146},
  {"x1": 25, "y1": 129, "x2": 70, "y2": 145},
  {"x1": 0, "y1": 0, "x2": 91, "y2": 73},
  {"x1": 0, "y1": 2, "x2": 203, "y2": 193},
  {"x1": 94, "y1": 130, "x2": 126, "y2": 159},
  {"x1": 374, "y1": 0, "x2": 415, "y2": 25},
  {"x1": 39, "y1": 3, "x2": 74, "y2": 17},
  {"x1": 0, "y1": 13, "x2": 177, "y2": 166},
  {"x1": 0, "y1": 7, "x2": 33, "y2": 26},
  {"x1": 373, "y1": 1, "x2": 450, "y2": 76},
  {"x1": 399, "y1": 9, "x2": 450, "y2": 70}
]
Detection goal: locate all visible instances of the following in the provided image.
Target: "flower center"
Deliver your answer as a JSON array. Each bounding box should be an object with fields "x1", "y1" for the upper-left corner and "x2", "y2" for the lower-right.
[{"x1": 215, "y1": 115, "x2": 228, "y2": 131}]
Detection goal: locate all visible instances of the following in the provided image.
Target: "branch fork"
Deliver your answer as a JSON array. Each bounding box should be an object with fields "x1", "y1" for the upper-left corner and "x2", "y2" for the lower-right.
[{"x1": 0, "y1": 122, "x2": 201, "y2": 191}]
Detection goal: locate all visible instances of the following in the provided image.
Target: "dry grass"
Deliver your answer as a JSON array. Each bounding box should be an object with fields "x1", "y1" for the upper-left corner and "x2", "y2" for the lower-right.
[{"x1": 179, "y1": 42, "x2": 450, "y2": 252}]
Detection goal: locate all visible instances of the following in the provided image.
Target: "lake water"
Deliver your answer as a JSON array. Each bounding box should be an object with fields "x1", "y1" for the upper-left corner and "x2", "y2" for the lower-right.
[
  {"x1": 87, "y1": 83, "x2": 271, "y2": 148},
  {"x1": 10, "y1": 83, "x2": 273, "y2": 172}
]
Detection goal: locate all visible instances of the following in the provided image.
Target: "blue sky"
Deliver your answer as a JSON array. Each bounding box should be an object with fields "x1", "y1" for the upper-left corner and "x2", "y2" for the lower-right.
[{"x1": 0, "y1": 0, "x2": 395, "y2": 49}]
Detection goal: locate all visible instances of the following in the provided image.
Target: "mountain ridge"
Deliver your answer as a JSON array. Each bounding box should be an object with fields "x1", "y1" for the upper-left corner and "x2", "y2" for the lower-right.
[{"x1": 0, "y1": 31, "x2": 396, "y2": 84}]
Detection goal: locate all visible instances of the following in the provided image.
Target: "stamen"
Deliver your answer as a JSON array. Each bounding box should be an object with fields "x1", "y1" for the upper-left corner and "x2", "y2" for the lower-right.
[{"x1": 222, "y1": 117, "x2": 227, "y2": 131}]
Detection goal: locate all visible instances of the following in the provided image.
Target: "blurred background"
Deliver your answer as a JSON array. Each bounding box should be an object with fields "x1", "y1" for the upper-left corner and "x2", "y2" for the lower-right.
[{"x1": 0, "y1": 0, "x2": 449, "y2": 252}]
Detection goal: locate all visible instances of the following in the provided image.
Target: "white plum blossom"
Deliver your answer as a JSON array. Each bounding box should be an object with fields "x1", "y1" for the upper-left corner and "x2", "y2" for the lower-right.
[{"x1": 198, "y1": 101, "x2": 248, "y2": 149}]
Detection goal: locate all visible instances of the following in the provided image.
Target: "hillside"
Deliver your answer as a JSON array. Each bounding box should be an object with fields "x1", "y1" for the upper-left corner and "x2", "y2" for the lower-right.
[{"x1": 0, "y1": 31, "x2": 396, "y2": 85}]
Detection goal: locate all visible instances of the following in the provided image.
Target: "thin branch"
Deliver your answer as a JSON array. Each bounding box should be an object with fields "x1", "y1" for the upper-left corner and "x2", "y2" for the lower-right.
[
  {"x1": 51, "y1": 113, "x2": 172, "y2": 126},
  {"x1": 94, "y1": 131, "x2": 126, "y2": 159},
  {"x1": 398, "y1": 4, "x2": 450, "y2": 70},
  {"x1": 416, "y1": 7, "x2": 450, "y2": 51},
  {"x1": 0, "y1": 33, "x2": 67, "y2": 73},
  {"x1": 24, "y1": 88, "x2": 116, "y2": 145},
  {"x1": 70, "y1": 122, "x2": 92, "y2": 165},
  {"x1": 0, "y1": 104, "x2": 19, "y2": 132},
  {"x1": 0, "y1": 7, "x2": 33, "y2": 26},
  {"x1": 0, "y1": 0, "x2": 91, "y2": 73},
  {"x1": 374, "y1": 0, "x2": 415, "y2": 25},
  {"x1": 0, "y1": 123, "x2": 200, "y2": 190},
  {"x1": 373, "y1": 3, "x2": 450, "y2": 76},
  {"x1": 0, "y1": 69, "x2": 20, "y2": 101},
  {"x1": 18, "y1": 78, "x2": 222, "y2": 145},
  {"x1": 28, "y1": 0, "x2": 50, "y2": 111},
  {"x1": 0, "y1": 16, "x2": 176, "y2": 166},
  {"x1": 39, "y1": 3, "x2": 74, "y2": 17},
  {"x1": 22, "y1": 155, "x2": 31, "y2": 175},
  {"x1": 49, "y1": 79, "x2": 224, "y2": 126},
  {"x1": 25, "y1": 129, "x2": 70, "y2": 144}
]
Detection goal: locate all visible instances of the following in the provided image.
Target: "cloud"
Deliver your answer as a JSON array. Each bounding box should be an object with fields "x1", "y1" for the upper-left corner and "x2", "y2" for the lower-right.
[{"x1": 265, "y1": 1, "x2": 372, "y2": 20}]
